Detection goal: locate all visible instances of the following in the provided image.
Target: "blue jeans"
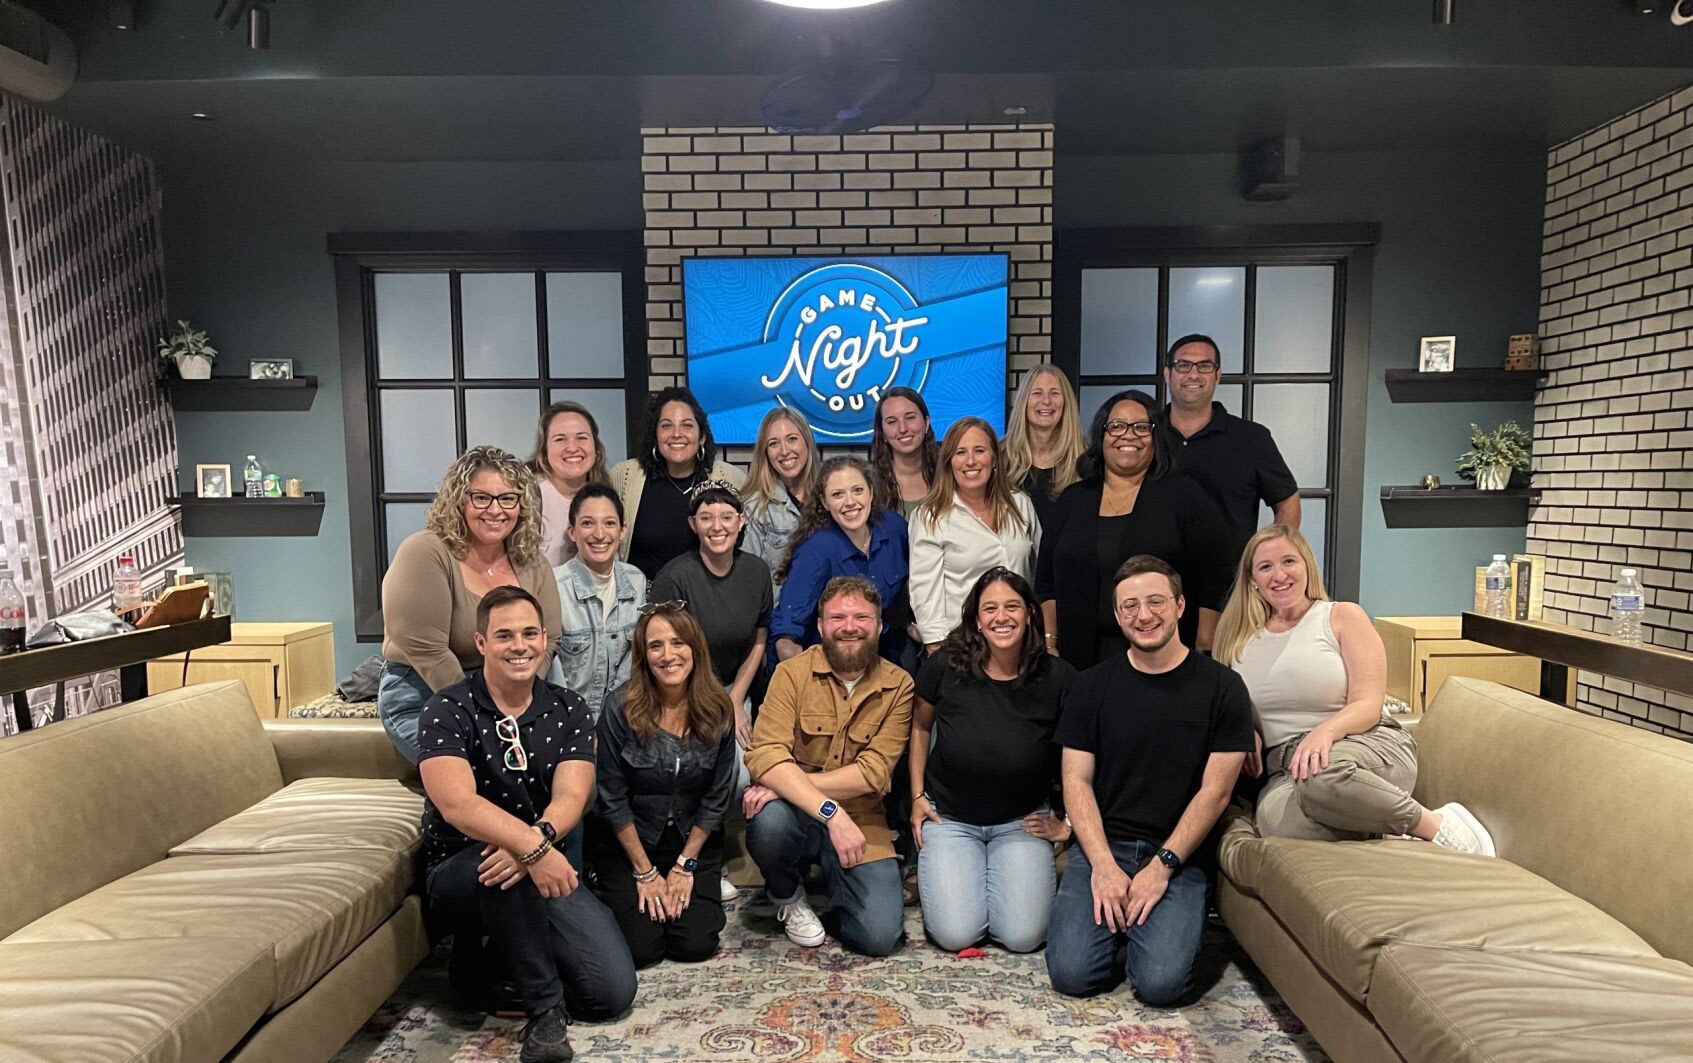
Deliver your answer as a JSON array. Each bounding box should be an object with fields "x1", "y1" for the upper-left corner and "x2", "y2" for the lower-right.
[
  {"x1": 1046, "y1": 838, "x2": 1208, "y2": 1005},
  {"x1": 377, "y1": 662, "x2": 432, "y2": 765},
  {"x1": 745, "y1": 798, "x2": 904, "y2": 957},
  {"x1": 918, "y1": 808, "x2": 1056, "y2": 953}
]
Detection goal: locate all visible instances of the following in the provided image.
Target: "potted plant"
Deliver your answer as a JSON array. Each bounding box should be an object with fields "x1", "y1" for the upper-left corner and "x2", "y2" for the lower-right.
[
  {"x1": 158, "y1": 320, "x2": 217, "y2": 380},
  {"x1": 1456, "y1": 420, "x2": 1531, "y2": 491}
]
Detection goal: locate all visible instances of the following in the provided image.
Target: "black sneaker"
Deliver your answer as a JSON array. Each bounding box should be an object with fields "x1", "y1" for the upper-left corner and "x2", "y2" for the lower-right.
[{"x1": 519, "y1": 1004, "x2": 574, "y2": 1063}]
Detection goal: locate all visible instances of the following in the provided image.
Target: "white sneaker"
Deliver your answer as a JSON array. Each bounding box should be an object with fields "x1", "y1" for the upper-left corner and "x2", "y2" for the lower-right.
[
  {"x1": 1431, "y1": 802, "x2": 1497, "y2": 857},
  {"x1": 776, "y1": 895, "x2": 826, "y2": 948},
  {"x1": 719, "y1": 872, "x2": 740, "y2": 903}
]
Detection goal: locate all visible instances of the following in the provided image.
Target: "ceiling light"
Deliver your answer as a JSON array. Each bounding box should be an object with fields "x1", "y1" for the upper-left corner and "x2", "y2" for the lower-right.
[
  {"x1": 190, "y1": 112, "x2": 212, "y2": 120},
  {"x1": 762, "y1": 0, "x2": 898, "y2": 9},
  {"x1": 1003, "y1": 106, "x2": 1027, "y2": 117}
]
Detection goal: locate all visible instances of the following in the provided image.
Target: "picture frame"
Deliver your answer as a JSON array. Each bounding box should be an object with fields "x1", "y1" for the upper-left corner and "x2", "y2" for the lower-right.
[
  {"x1": 248, "y1": 358, "x2": 294, "y2": 380},
  {"x1": 1418, "y1": 335, "x2": 1455, "y2": 373},
  {"x1": 195, "y1": 463, "x2": 233, "y2": 499}
]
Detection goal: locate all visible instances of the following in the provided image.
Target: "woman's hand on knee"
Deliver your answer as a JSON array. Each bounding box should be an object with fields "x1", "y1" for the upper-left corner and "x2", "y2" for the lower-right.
[
  {"x1": 1290, "y1": 727, "x2": 1338, "y2": 781},
  {"x1": 911, "y1": 794, "x2": 941, "y2": 849}
]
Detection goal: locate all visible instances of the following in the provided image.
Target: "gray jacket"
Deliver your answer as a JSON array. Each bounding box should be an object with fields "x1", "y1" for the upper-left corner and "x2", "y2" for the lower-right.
[{"x1": 548, "y1": 556, "x2": 647, "y2": 723}]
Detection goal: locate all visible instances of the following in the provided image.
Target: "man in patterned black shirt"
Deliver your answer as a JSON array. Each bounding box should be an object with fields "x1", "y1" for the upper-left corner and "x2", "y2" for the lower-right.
[{"x1": 419, "y1": 585, "x2": 636, "y2": 1063}]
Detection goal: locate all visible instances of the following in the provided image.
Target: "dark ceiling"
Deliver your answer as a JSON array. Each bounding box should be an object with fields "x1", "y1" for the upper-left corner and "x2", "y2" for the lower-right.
[{"x1": 28, "y1": 0, "x2": 1693, "y2": 168}]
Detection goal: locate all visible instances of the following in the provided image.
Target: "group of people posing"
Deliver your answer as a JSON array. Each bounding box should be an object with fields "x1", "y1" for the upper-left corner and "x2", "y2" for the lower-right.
[{"x1": 377, "y1": 335, "x2": 1498, "y2": 1063}]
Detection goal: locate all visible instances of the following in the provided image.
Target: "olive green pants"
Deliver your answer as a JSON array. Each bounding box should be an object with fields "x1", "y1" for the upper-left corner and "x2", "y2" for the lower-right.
[{"x1": 1256, "y1": 718, "x2": 1421, "y2": 841}]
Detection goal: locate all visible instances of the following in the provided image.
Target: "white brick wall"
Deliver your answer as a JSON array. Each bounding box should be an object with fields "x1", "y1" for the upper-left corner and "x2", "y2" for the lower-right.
[
  {"x1": 1531, "y1": 84, "x2": 1693, "y2": 740},
  {"x1": 640, "y1": 124, "x2": 1054, "y2": 404}
]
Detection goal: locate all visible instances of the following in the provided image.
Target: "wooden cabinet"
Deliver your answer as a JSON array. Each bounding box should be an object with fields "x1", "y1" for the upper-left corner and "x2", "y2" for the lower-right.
[
  {"x1": 1376, "y1": 616, "x2": 1574, "y2": 715},
  {"x1": 146, "y1": 622, "x2": 334, "y2": 718}
]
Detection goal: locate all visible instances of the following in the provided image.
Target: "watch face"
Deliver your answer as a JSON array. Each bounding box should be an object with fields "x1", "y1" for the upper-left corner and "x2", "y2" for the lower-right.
[
  {"x1": 679, "y1": 858, "x2": 699, "y2": 872},
  {"x1": 819, "y1": 800, "x2": 838, "y2": 820}
]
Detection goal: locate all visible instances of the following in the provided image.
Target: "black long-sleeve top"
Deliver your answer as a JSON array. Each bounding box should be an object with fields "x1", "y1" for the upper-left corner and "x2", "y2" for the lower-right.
[{"x1": 592, "y1": 690, "x2": 737, "y2": 847}]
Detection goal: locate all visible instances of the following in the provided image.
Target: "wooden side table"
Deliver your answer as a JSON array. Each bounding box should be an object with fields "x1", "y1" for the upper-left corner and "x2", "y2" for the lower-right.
[
  {"x1": 1376, "y1": 615, "x2": 1575, "y2": 715},
  {"x1": 146, "y1": 621, "x2": 334, "y2": 718}
]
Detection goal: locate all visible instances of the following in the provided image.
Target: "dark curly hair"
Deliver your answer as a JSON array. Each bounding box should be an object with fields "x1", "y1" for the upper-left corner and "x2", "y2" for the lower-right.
[
  {"x1": 778, "y1": 455, "x2": 883, "y2": 582},
  {"x1": 1076, "y1": 388, "x2": 1175, "y2": 483},
  {"x1": 940, "y1": 568, "x2": 1049, "y2": 683},
  {"x1": 636, "y1": 386, "x2": 719, "y2": 480},
  {"x1": 868, "y1": 386, "x2": 938, "y2": 512}
]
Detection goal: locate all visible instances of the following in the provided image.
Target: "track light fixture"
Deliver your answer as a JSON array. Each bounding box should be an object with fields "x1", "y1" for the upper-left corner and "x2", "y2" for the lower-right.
[
  {"x1": 211, "y1": 0, "x2": 270, "y2": 48},
  {"x1": 1433, "y1": 0, "x2": 1454, "y2": 25}
]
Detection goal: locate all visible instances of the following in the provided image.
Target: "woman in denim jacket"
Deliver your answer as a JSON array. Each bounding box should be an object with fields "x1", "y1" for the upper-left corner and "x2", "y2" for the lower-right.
[
  {"x1": 550, "y1": 483, "x2": 647, "y2": 723},
  {"x1": 587, "y1": 603, "x2": 737, "y2": 967},
  {"x1": 742, "y1": 407, "x2": 820, "y2": 596}
]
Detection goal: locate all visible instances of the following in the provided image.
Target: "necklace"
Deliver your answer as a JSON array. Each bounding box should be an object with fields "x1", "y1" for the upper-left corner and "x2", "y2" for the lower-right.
[{"x1": 668, "y1": 470, "x2": 700, "y2": 498}]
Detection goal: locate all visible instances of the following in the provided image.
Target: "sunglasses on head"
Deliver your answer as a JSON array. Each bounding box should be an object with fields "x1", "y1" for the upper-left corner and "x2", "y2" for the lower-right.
[{"x1": 638, "y1": 599, "x2": 687, "y2": 617}]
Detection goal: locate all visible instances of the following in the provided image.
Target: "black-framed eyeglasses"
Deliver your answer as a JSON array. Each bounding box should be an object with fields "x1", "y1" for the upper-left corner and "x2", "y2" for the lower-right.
[
  {"x1": 638, "y1": 599, "x2": 687, "y2": 616},
  {"x1": 1104, "y1": 419, "x2": 1155, "y2": 439},
  {"x1": 468, "y1": 491, "x2": 522, "y2": 511},
  {"x1": 1169, "y1": 359, "x2": 1220, "y2": 376}
]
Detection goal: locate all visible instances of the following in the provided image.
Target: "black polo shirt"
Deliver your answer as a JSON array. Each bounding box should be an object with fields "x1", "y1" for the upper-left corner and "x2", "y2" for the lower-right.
[
  {"x1": 1164, "y1": 402, "x2": 1298, "y2": 561},
  {"x1": 417, "y1": 672, "x2": 596, "y2": 869}
]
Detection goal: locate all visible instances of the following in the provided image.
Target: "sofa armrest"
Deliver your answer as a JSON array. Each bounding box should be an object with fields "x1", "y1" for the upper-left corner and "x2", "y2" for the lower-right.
[
  {"x1": 1216, "y1": 798, "x2": 1265, "y2": 894},
  {"x1": 263, "y1": 719, "x2": 419, "y2": 787}
]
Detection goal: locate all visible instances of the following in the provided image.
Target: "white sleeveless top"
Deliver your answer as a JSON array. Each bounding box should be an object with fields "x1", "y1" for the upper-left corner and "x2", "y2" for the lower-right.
[{"x1": 1232, "y1": 599, "x2": 1350, "y2": 750}]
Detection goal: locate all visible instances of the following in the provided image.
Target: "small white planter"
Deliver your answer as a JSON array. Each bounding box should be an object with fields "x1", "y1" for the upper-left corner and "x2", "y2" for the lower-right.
[
  {"x1": 175, "y1": 354, "x2": 213, "y2": 380},
  {"x1": 1475, "y1": 464, "x2": 1510, "y2": 491}
]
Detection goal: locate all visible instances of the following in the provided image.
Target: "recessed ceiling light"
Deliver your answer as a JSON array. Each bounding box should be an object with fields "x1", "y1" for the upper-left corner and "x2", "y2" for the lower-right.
[
  {"x1": 1003, "y1": 106, "x2": 1027, "y2": 117},
  {"x1": 762, "y1": 0, "x2": 897, "y2": 8},
  {"x1": 190, "y1": 112, "x2": 212, "y2": 120}
]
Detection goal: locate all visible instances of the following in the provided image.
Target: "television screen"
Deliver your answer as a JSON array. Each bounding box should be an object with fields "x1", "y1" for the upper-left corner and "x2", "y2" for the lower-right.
[{"x1": 682, "y1": 253, "x2": 1010, "y2": 445}]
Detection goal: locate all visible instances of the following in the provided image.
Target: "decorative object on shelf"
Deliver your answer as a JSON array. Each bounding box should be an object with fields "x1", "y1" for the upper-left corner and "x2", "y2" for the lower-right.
[
  {"x1": 1456, "y1": 420, "x2": 1531, "y2": 491},
  {"x1": 284, "y1": 478, "x2": 304, "y2": 498},
  {"x1": 158, "y1": 320, "x2": 218, "y2": 380},
  {"x1": 200, "y1": 571, "x2": 235, "y2": 618},
  {"x1": 195, "y1": 463, "x2": 232, "y2": 499},
  {"x1": 1418, "y1": 335, "x2": 1455, "y2": 373},
  {"x1": 1419, "y1": 474, "x2": 1441, "y2": 490},
  {"x1": 1504, "y1": 333, "x2": 1538, "y2": 371},
  {"x1": 242, "y1": 455, "x2": 263, "y2": 499},
  {"x1": 247, "y1": 358, "x2": 294, "y2": 380},
  {"x1": 262, "y1": 473, "x2": 282, "y2": 498}
]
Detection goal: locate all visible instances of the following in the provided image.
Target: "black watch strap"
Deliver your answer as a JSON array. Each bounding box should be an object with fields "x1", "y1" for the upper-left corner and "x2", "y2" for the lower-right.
[
  {"x1": 535, "y1": 820, "x2": 557, "y2": 843},
  {"x1": 1157, "y1": 847, "x2": 1182, "y2": 871}
]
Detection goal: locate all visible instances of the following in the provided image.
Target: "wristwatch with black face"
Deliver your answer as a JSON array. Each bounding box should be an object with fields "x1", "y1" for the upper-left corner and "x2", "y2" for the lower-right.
[
  {"x1": 675, "y1": 857, "x2": 699, "y2": 874},
  {"x1": 1156, "y1": 847, "x2": 1182, "y2": 871},
  {"x1": 818, "y1": 799, "x2": 839, "y2": 822},
  {"x1": 535, "y1": 820, "x2": 557, "y2": 843}
]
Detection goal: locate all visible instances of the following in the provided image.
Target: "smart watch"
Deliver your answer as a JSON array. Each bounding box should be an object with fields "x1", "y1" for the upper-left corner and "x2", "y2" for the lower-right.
[
  {"x1": 1156, "y1": 847, "x2": 1182, "y2": 871},
  {"x1": 535, "y1": 820, "x2": 557, "y2": 843},
  {"x1": 675, "y1": 857, "x2": 699, "y2": 875},
  {"x1": 818, "y1": 799, "x2": 839, "y2": 822}
]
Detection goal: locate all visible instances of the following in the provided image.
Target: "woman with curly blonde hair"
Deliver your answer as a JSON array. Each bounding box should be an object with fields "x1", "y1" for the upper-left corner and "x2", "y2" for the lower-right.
[{"x1": 379, "y1": 445, "x2": 564, "y2": 764}]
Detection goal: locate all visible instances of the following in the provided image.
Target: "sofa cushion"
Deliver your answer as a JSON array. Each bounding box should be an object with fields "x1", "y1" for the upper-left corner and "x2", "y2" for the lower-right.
[
  {"x1": 0, "y1": 938, "x2": 274, "y2": 1063},
  {"x1": 1254, "y1": 837, "x2": 1659, "y2": 1002},
  {"x1": 169, "y1": 778, "x2": 422, "y2": 856},
  {"x1": 3, "y1": 848, "x2": 410, "y2": 1011},
  {"x1": 1371, "y1": 942, "x2": 1693, "y2": 1063}
]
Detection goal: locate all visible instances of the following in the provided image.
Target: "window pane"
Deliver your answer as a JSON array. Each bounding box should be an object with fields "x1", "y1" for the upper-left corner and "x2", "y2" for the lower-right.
[
  {"x1": 550, "y1": 387, "x2": 629, "y2": 466},
  {"x1": 1213, "y1": 382, "x2": 1243, "y2": 415},
  {"x1": 385, "y1": 502, "x2": 432, "y2": 565},
  {"x1": 461, "y1": 273, "x2": 539, "y2": 379},
  {"x1": 466, "y1": 388, "x2": 541, "y2": 458},
  {"x1": 1252, "y1": 382, "x2": 1329, "y2": 487},
  {"x1": 380, "y1": 389, "x2": 457, "y2": 492},
  {"x1": 1254, "y1": 266, "x2": 1335, "y2": 374},
  {"x1": 1168, "y1": 267, "x2": 1245, "y2": 373},
  {"x1": 375, "y1": 273, "x2": 452, "y2": 379},
  {"x1": 1252, "y1": 496, "x2": 1327, "y2": 578},
  {"x1": 547, "y1": 273, "x2": 626, "y2": 379},
  {"x1": 1078, "y1": 385, "x2": 1157, "y2": 429},
  {"x1": 1080, "y1": 268, "x2": 1158, "y2": 376}
]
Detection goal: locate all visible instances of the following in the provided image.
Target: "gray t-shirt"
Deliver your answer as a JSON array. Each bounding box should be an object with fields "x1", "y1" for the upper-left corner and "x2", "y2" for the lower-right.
[{"x1": 651, "y1": 550, "x2": 774, "y2": 687}]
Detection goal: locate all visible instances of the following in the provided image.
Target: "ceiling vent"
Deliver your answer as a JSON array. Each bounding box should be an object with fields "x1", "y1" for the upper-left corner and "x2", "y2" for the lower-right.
[
  {"x1": 1241, "y1": 136, "x2": 1301, "y2": 202},
  {"x1": 0, "y1": 1, "x2": 75, "y2": 102},
  {"x1": 760, "y1": 35, "x2": 933, "y2": 134}
]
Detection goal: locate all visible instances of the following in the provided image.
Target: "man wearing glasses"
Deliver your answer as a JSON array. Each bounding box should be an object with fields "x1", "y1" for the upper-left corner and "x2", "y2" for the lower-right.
[
  {"x1": 1047, "y1": 555, "x2": 1253, "y2": 1005},
  {"x1": 418, "y1": 585, "x2": 637, "y2": 1063},
  {"x1": 1161, "y1": 334, "x2": 1301, "y2": 562}
]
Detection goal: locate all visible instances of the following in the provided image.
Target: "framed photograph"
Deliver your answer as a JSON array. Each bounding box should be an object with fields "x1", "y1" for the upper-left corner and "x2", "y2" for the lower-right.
[
  {"x1": 248, "y1": 358, "x2": 294, "y2": 380},
  {"x1": 1418, "y1": 336, "x2": 1456, "y2": 373},
  {"x1": 195, "y1": 463, "x2": 232, "y2": 499}
]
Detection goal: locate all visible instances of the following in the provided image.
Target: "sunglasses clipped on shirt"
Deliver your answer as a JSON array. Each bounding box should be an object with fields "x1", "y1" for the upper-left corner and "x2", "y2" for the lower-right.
[{"x1": 495, "y1": 715, "x2": 528, "y2": 772}]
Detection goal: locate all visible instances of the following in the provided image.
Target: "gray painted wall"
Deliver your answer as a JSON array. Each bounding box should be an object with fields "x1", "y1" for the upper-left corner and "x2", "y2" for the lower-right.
[{"x1": 160, "y1": 148, "x2": 1543, "y2": 678}]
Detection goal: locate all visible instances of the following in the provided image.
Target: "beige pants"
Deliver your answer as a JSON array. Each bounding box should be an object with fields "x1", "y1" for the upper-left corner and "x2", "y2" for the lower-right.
[{"x1": 1256, "y1": 718, "x2": 1422, "y2": 841}]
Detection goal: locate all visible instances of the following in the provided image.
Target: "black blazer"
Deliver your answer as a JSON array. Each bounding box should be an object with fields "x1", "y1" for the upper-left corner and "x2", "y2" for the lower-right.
[{"x1": 1034, "y1": 474, "x2": 1234, "y2": 669}]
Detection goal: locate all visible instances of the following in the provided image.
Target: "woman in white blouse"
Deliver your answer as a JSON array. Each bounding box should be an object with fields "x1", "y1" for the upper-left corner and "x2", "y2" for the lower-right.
[{"x1": 908, "y1": 417, "x2": 1040, "y2": 653}]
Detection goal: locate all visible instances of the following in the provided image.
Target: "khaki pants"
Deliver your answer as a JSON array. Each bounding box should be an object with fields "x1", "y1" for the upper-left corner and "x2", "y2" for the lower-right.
[{"x1": 1256, "y1": 718, "x2": 1421, "y2": 841}]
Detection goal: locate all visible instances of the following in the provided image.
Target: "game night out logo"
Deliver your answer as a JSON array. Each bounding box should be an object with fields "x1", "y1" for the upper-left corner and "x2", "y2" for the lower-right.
[{"x1": 684, "y1": 256, "x2": 1010, "y2": 443}]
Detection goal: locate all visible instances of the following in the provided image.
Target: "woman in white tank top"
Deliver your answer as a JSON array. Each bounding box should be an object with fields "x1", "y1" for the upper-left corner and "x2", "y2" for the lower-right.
[{"x1": 1213, "y1": 525, "x2": 1495, "y2": 854}]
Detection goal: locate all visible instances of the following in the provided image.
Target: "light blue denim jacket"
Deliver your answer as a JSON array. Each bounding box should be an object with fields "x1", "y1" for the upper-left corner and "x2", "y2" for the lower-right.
[
  {"x1": 744, "y1": 481, "x2": 802, "y2": 594},
  {"x1": 547, "y1": 556, "x2": 647, "y2": 723}
]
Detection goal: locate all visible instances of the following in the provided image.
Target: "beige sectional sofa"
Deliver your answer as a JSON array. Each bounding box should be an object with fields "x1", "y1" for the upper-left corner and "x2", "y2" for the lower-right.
[
  {"x1": 1218, "y1": 676, "x2": 1693, "y2": 1063},
  {"x1": 0, "y1": 681, "x2": 428, "y2": 1063}
]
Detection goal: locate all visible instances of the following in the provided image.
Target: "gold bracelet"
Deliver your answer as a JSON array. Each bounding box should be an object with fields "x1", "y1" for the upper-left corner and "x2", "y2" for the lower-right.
[{"x1": 517, "y1": 838, "x2": 553, "y2": 867}]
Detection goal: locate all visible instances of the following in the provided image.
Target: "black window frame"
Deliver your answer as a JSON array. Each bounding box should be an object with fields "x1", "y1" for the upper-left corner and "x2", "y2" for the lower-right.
[
  {"x1": 330, "y1": 231, "x2": 647, "y2": 641},
  {"x1": 1053, "y1": 224, "x2": 1377, "y2": 601}
]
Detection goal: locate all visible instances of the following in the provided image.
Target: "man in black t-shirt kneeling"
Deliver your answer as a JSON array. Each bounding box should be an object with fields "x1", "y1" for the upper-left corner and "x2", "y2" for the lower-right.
[{"x1": 1046, "y1": 555, "x2": 1254, "y2": 1005}]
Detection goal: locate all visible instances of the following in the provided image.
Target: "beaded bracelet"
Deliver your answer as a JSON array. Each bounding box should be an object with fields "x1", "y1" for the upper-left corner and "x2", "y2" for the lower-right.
[
  {"x1": 517, "y1": 837, "x2": 553, "y2": 867},
  {"x1": 633, "y1": 865, "x2": 660, "y2": 883}
]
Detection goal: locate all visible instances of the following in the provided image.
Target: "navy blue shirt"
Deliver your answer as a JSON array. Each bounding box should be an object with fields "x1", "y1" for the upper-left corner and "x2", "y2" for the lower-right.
[{"x1": 771, "y1": 510, "x2": 912, "y2": 663}]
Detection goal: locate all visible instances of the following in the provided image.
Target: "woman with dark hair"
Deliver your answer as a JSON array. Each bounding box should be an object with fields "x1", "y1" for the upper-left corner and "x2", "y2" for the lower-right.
[
  {"x1": 909, "y1": 568, "x2": 1074, "y2": 953},
  {"x1": 1035, "y1": 389, "x2": 1232, "y2": 669},
  {"x1": 550, "y1": 482, "x2": 646, "y2": 725},
  {"x1": 608, "y1": 386, "x2": 744, "y2": 580},
  {"x1": 869, "y1": 387, "x2": 939, "y2": 518},
  {"x1": 772, "y1": 456, "x2": 912, "y2": 665},
  {"x1": 588, "y1": 604, "x2": 738, "y2": 967},
  {"x1": 531, "y1": 400, "x2": 612, "y2": 567},
  {"x1": 380, "y1": 445, "x2": 564, "y2": 764}
]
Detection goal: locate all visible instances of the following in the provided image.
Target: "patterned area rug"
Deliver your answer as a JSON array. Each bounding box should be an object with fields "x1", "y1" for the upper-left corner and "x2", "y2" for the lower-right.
[{"x1": 333, "y1": 893, "x2": 1328, "y2": 1063}]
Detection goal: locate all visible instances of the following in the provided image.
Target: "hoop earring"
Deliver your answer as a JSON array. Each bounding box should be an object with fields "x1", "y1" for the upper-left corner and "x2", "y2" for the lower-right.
[
  {"x1": 651, "y1": 446, "x2": 660, "y2": 465},
  {"x1": 697, "y1": 445, "x2": 706, "y2": 465}
]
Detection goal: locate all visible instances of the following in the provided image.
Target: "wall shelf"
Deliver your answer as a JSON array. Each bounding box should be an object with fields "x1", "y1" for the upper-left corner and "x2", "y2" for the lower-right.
[
  {"x1": 1384, "y1": 368, "x2": 1540, "y2": 404},
  {"x1": 166, "y1": 493, "x2": 326, "y2": 537},
  {"x1": 1379, "y1": 485, "x2": 1539, "y2": 528},
  {"x1": 160, "y1": 376, "x2": 318, "y2": 411}
]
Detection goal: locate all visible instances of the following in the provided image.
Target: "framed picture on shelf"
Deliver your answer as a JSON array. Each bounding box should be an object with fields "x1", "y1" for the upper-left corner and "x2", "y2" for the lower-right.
[
  {"x1": 1418, "y1": 335, "x2": 1455, "y2": 373},
  {"x1": 248, "y1": 358, "x2": 294, "y2": 380},
  {"x1": 195, "y1": 463, "x2": 232, "y2": 499}
]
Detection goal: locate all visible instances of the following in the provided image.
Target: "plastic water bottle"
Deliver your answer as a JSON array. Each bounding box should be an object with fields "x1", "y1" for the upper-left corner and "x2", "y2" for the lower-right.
[
  {"x1": 0, "y1": 567, "x2": 25, "y2": 655},
  {"x1": 112, "y1": 554, "x2": 142, "y2": 612},
  {"x1": 1484, "y1": 555, "x2": 1511, "y2": 618},
  {"x1": 1609, "y1": 568, "x2": 1645, "y2": 645},
  {"x1": 243, "y1": 455, "x2": 263, "y2": 499}
]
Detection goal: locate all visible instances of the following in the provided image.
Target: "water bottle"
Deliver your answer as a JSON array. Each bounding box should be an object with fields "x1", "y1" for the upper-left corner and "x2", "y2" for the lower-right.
[
  {"x1": 0, "y1": 567, "x2": 25, "y2": 655},
  {"x1": 243, "y1": 455, "x2": 263, "y2": 499},
  {"x1": 1484, "y1": 555, "x2": 1511, "y2": 618},
  {"x1": 1609, "y1": 568, "x2": 1645, "y2": 645},
  {"x1": 112, "y1": 554, "x2": 143, "y2": 612}
]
